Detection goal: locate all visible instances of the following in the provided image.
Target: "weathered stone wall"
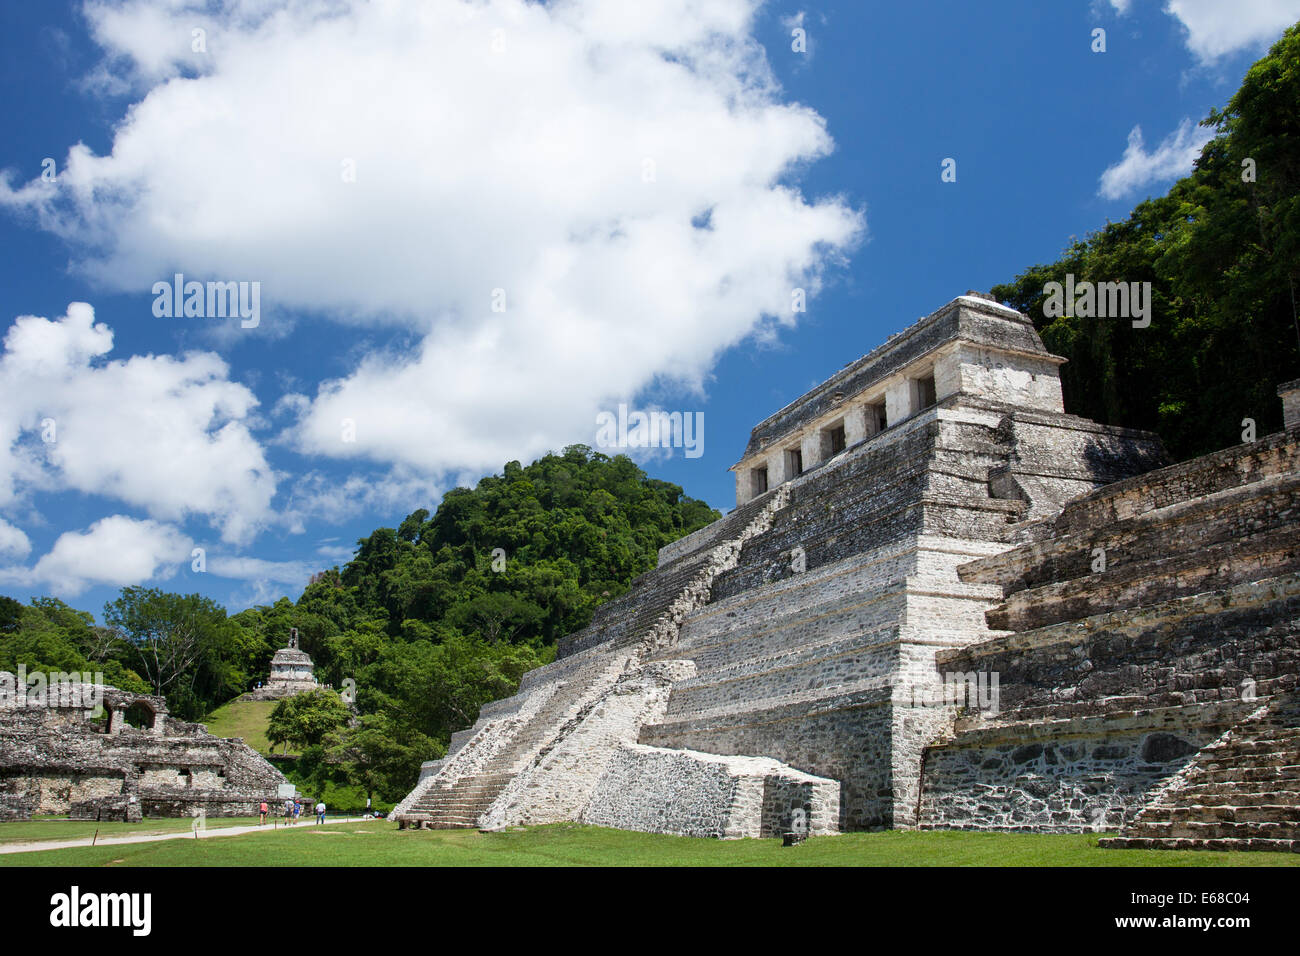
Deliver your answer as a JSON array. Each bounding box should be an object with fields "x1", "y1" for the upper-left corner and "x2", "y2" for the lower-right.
[
  {"x1": 917, "y1": 704, "x2": 1251, "y2": 831},
  {"x1": 583, "y1": 744, "x2": 839, "y2": 838},
  {"x1": 1279, "y1": 379, "x2": 1299, "y2": 432}
]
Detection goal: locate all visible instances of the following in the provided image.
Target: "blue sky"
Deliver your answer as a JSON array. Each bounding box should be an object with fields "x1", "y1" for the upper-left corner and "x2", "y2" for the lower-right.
[{"x1": 1, "y1": 0, "x2": 1296, "y2": 618}]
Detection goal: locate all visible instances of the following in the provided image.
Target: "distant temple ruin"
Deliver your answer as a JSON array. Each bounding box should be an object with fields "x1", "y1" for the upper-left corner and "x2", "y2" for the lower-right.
[
  {"x1": 0, "y1": 678, "x2": 286, "y2": 822},
  {"x1": 393, "y1": 294, "x2": 1300, "y2": 851},
  {"x1": 249, "y1": 628, "x2": 320, "y2": 701}
]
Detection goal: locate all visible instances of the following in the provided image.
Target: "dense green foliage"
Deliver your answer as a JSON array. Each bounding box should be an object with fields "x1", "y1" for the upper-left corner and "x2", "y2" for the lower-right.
[
  {"x1": 267, "y1": 689, "x2": 352, "y2": 752},
  {"x1": 993, "y1": 26, "x2": 1300, "y2": 460},
  {"x1": 0, "y1": 597, "x2": 151, "y2": 698},
  {"x1": 105, "y1": 587, "x2": 273, "y2": 720},
  {"x1": 0, "y1": 446, "x2": 718, "y2": 801}
]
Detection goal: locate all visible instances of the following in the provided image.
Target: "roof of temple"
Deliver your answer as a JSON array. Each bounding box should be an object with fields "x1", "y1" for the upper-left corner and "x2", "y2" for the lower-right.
[{"x1": 737, "y1": 294, "x2": 1058, "y2": 462}]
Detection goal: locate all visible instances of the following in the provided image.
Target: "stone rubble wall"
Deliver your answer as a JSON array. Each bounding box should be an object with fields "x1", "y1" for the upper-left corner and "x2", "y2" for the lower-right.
[
  {"x1": 0, "y1": 691, "x2": 287, "y2": 818},
  {"x1": 916, "y1": 704, "x2": 1252, "y2": 831},
  {"x1": 582, "y1": 744, "x2": 839, "y2": 839}
]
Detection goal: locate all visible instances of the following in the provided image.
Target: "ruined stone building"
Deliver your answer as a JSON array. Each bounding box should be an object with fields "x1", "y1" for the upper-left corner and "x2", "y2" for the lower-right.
[
  {"x1": 0, "y1": 679, "x2": 286, "y2": 821},
  {"x1": 393, "y1": 294, "x2": 1299, "y2": 851}
]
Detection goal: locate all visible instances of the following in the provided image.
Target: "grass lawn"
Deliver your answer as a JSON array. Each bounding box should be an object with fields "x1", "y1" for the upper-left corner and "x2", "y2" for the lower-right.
[
  {"x1": 2, "y1": 821, "x2": 1298, "y2": 867},
  {"x1": 201, "y1": 698, "x2": 285, "y2": 754},
  {"x1": 0, "y1": 815, "x2": 266, "y2": 844}
]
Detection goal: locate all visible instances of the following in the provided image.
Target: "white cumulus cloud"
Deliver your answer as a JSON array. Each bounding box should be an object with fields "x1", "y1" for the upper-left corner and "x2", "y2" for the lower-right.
[
  {"x1": 3, "y1": 516, "x2": 192, "y2": 596},
  {"x1": 1098, "y1": 119, "x2": 1215, "y2": 200},
  {"x1": 0, "y1": 303, "x2": 276, "y2": 543},
  {"x1": 0, "y1": 0, "x2": 863, "y2": 476},
  {"x1": 0, "y1": 519, "x2": 31, "y2": 561},
  {"x1": 1110, "y1": 0, "x2": 1300, "y2": 63}
]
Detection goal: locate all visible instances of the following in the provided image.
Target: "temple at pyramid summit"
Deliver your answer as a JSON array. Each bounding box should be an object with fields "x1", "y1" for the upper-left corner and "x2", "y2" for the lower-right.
[{"x1": 393, "y1": 293, "x2": 1300, "y2": 850}]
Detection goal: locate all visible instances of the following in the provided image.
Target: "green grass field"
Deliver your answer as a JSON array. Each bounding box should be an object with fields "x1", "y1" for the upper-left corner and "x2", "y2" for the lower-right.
[
  {"x1": 2, "y1": 821, "x2": 1298, "y2": 867},
  {"x1": 202, "y1": 698, "x2": 283, "y2": 754}
]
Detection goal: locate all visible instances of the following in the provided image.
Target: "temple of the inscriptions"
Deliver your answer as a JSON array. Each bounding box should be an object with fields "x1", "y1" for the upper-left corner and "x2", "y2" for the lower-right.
[{"x1": 393, "y1": 293, "x2": 1300, "y2": 851}]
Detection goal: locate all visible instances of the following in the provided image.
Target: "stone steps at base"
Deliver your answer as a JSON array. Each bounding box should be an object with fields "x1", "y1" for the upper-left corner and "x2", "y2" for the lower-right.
[
  {"x1": 1121, "y1": 820, "x2": 1300, "y2": 840},
  {"x1": 1196, "y1": 751, "x2": 1300, "y2": 771},
  {"x1": 1099, "y1": 836, "x2": 1299, "y2": 852},
  {"x1": 1192, "y1": 763, "x2": 1300, "y2": 785},
  {"x1": 400, "y1": 770, "x2": 516, "y2": 826},
  {"x1": 1103, "y1": 691, "x2": 1300, "y2": 851},
  {"x1": 1160, "y1": 789, "x2": 1300, "y2": 807},
  {"x1": 1134, "y1": 804, "x2": 1300, "y2": 824}
]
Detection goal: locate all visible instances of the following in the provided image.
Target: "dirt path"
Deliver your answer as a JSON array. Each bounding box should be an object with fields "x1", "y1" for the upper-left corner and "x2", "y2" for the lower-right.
[{"x1": 0, "y1": 817, "x2": 371, "y2": 855}]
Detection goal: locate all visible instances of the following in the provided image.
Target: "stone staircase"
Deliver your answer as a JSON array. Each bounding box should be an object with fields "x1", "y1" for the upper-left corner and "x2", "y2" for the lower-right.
[
  {"x1": 402, "y1": 771, "x2": 515, "y2": 829},
  {"x1": 393, "y1": 486, "x2": 792, "y2": 830},
  {"x1": 1101, "y1": 692, "x2": 1300, "y2": 852},
  {"x1": 397, "y1": 656, "x2": 625, "y2": 827}
]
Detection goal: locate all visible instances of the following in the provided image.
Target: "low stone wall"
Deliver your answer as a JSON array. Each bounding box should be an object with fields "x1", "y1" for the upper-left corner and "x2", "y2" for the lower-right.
[
  {"x1": 139, "y1": 790, "x2": 268, "y2": 817},
  {"x1": 582, "y1": 744, "x2": 839, "y2": 839},
  {"x1": 70, "y1": 794, "x2": 141, "y2": 823},
  {"x1": 0, "y1": 793, "x2": 33, "y2": 822},
  {"x1": 643, "y1": 690, "x2": 894, "y2": 829}
]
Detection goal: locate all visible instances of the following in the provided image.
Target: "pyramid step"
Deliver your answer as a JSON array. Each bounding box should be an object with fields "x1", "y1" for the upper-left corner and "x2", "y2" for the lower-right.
[
  {"x1": 1135, "y1": 804, "x2": 1300, "y2": 825},
  {"x1": 1123, "y1": 819, "x2": 1300, "y2": 841},
  {"x1": 1190, "y1": 763, "x2": 1300, "y2": 784},
  {"x1": 985, "y1": 526, "x2": 1300, "y2": 632},
  {"x1": 1100, "y1": 836, "x2": 1299, "y2": 853},
  {"x1": 1165, "y1": 789, "x2": 1300, "y2": 807}
]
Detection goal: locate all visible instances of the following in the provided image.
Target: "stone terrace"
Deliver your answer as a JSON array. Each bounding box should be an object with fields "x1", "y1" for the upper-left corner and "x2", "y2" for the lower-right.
[{"x1": 917, "y1": 428, "x2": 1300, "y2": 837}]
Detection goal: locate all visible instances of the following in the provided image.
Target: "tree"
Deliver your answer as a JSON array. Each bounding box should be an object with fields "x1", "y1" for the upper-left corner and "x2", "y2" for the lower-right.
[
  {"x1": 103, "y1": 587, "x2": 244, "y2": 718},
  {"x1": 327, "y1": 712, "x2": 441, "y2": 803},
  {"x1": 267, "y1": 689, "x2": 352, "y2": 753}
]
